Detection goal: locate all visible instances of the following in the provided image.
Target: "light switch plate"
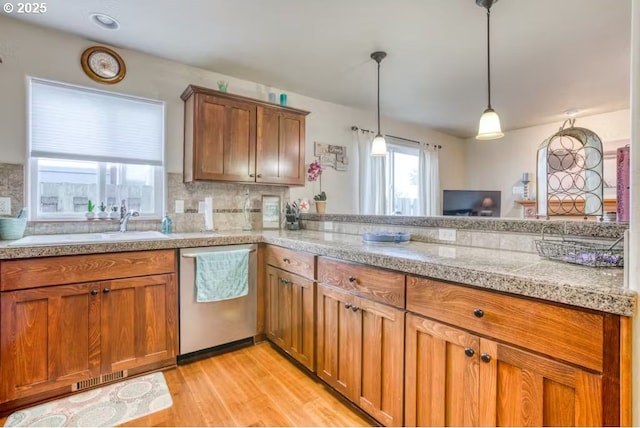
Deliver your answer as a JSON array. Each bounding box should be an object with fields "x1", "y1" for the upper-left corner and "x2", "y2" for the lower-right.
[
  {"x1": 175, "y1": 200, "x2": 184, "y2": 214},
  {"x1": 438, "y1": 228, "x2": 456, "y2": 242},
  {"x1": 0, "y1": 197, "x2": 10, "y2": 215}
]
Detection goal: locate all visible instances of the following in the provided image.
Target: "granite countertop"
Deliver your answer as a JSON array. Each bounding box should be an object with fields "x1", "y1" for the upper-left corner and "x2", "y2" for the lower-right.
[{"x1": 0, "y1": 230, "x2": 635, "y2": 316}]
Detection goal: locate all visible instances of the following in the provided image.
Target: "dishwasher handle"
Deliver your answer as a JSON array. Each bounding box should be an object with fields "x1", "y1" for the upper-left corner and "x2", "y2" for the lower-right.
[{"x1": 182, "y1": 249, "x2": 256, "y2": 258}]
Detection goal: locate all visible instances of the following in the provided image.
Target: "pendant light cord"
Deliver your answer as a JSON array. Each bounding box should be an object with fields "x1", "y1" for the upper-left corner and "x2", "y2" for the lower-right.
[
  {"x1": 486, "y1": 7, "x2": 492, "y2": 109},
  {"x1": 377, "y1": 59, "x2": 381, "y2": 135}
]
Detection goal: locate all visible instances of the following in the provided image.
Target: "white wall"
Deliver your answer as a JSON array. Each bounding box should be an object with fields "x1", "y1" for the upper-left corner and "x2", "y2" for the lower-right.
[
  {"x1": 0, "y1": 16, "x2": 466, "y2": 215},
  {"x1": 463, "y1": 109, "x2": 630, "y2": 217}
]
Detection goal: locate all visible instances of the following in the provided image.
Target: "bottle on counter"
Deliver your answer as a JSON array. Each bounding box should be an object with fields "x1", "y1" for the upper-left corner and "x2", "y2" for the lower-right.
[{"x1": 161, "y1": 213, "x2": 173, "y2": 234}]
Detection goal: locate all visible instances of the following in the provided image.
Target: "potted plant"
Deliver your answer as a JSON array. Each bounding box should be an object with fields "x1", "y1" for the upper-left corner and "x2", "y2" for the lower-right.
[
  {"x1": 314, "y1": 191, "x2": 327, "y2": 214},
  {"x1": 97, "y1": 201, "x2": 108, "y2": 219},
  {"x1": 85, "y1": 200, "x2": 96, "y2": 219}
]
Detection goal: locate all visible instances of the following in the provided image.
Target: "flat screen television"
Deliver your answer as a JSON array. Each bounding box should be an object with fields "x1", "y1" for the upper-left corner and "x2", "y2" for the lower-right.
[{"x1": 442, "y1": 190, "x2": 501, "y2": 217}]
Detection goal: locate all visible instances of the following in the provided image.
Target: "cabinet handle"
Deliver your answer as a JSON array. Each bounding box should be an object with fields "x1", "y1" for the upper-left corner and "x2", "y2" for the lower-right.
[
  {"x1": 249, "y1": 174, "x2": 255, "y2": 177},
  {"x1": 481, "y1": 353, "x2": 492, "y2": 363},
  {"x1": 103, "y1": 287, "x2": 110, "y2": 294},
  {"x1": 91, "y1": 289, "x2": 98, "y2": 296},
  {"x1": 464, "y1": 348, "x2": 475, "y2": 357},
  {"x1": 348, "y1": 275, "x2": 356, "y2": 283},
  {"x1": 344, "y1": 303, "x2": 352, "y2": 309},
  {"x1": 351, "y1": 306, "x2": 359, "y2": 312},
  {"x1": 256, "y1": 174, "x2": 262, "y2": 178},
  {"x1": 283, "y1": 257, "x2": 290, "y2": 263},
  {"x1": 473, "y1": 308, "x2": 484, "y2": 318}
]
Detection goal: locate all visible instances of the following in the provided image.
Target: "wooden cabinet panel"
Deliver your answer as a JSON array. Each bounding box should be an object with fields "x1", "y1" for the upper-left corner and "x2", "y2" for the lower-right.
[
  {"x1": 256, "y1": 107, "x2": 306, "y2": 186},
  {"x1": 101, "y1": 274, "x2": 178, "y2": 374},
  {"x1": 182, "y1": 85, "x2": 309, "y2": 185},
  {"x1": 265, "y1": 266, "x2": 315, "y2": 370},
  {"x1": 407, "y1": 276, "x2": 604, "y2": 371},
  {"x1": 358, "y1": 297, "x2": 405, "y2": 427},
  {"x1": 316, "y1": 284, "x2": 360, "y2": 399},
  {"x1": 317, "y1": 257, "x2": 405, "y2": 308},
  {"x1": 0, "y1": 283, "x2": 101, "y2": 402},
  {"x1": 405, "y1": 313, "x2": 480, "y2": 427},
  {"x1": 1, "y1": 250, "x2": 176, "y2": 291},
  {"x1": 265, "y1": 245, "x2": 315, "y2": 280},
  {"x1": 479, "y1": 339, "x2": 603, "y2": 427}
]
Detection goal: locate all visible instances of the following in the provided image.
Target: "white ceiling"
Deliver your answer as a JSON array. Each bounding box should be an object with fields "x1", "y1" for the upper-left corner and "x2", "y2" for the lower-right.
[{"x1": 9, "y1": 0, "x2": 632, "y2": 138}]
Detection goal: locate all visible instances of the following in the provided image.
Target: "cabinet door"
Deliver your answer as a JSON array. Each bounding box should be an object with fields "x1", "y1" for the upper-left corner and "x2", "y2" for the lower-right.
[
  {"x1": 358, "y1": 298, "x2": 405, "y2": 426},
  {"x1": 256, "y1": 107, "x2": 305, "y2": 185},
  {"x1": 405, "y1": 313, "x2": 481, "y2": 427},
  {"x1": 194, "y1": 94, "x2": 256, "y2": 182},
  {"x1": 479, "y1": 339, "x2": 603, "y2": 427},
  {"x1": 316, "y1": 284, "x2": 360, "y2": 399},
  {"x1": 0, "y1": 283, "x2": 101, "y2": 402},
  {"x1": 101, "y1": 274, "x2": 178, "y2": 374},
  {"x1": 265, "y1": 266, "x2": 291, "y2": 350}
]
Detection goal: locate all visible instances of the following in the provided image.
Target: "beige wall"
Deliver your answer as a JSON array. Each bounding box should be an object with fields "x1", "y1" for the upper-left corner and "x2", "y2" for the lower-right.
[
  {"x1": 0, "y1": 16, "x2": 466, "y2": 215},
  {"x1": 463, "y1": 109, "x2": 630, "y2": 217}
]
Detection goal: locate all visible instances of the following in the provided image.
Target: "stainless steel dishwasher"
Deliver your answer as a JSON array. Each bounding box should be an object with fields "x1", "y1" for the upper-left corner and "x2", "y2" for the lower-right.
[{"x1": 178, "y1": 244, "x2": 257, "y2": 361}]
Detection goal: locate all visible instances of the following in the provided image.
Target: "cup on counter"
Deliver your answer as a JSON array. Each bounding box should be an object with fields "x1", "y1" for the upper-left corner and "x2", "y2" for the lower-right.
[{"x1": 279, "y1": 93, "x2": 287, "y2": 106}]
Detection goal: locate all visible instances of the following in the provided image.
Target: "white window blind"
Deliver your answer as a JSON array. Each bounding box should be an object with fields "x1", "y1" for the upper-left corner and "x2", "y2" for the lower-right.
[{"x1": 30, "y1": 78, "x2": 164, "y2": 166}]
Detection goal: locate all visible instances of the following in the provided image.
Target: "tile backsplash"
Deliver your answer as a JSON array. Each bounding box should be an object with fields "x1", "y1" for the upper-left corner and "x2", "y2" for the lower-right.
[{"x1": 0, "y1": 164, "x2": 290, "y2": 235}]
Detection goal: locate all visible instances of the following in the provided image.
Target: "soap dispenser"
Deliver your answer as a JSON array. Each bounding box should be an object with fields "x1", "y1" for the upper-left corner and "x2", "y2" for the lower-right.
[{"x1": 161, "y1": 212, "x2": 173, "y2": 234}]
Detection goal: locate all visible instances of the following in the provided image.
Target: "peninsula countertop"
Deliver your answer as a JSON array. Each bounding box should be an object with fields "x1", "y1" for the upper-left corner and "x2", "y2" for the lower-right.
[{"x1": 0, "y1": 229, "x2": 634, "y2": 316}]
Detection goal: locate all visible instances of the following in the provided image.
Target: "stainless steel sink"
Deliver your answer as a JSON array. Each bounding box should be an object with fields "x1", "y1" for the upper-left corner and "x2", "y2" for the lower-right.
[{"x1": 8, "y1": 231, "x2": 169, "y2": 246}]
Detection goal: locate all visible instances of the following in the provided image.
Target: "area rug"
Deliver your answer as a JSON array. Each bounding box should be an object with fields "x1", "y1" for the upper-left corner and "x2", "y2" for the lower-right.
[{"x1": 4, "y1": 372, "x2": 173, "y2": 427}]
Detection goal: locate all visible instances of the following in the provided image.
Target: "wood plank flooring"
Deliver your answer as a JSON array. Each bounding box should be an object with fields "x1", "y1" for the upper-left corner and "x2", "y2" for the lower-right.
[{"x1": 1, "y1": 342, "x2": 373, "y2": 427}]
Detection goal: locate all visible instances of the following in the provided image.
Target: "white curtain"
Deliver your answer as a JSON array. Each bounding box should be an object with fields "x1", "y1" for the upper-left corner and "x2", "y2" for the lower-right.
[
  {"x1": 356, "y1": 130, "x2": 387, "y2": 215},
  {"x1": 418, "y1": 143, "x2": 440, "y2": 216}
]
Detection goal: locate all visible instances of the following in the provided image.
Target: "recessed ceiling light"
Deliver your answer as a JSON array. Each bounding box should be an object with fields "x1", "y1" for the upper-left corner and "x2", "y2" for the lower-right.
[
  {"x1": 90, "y1": 13, "x2": 120, "y2": 30},
  {"x1": 564, "y1": 108, "x2": 581, "y2": 117}
]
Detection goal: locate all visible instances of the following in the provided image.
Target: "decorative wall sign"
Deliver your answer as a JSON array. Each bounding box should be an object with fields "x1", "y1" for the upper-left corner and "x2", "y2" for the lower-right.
[
  {"x1": 314, "y1": 142, "x2": 348, "y2": 171},
  {"x1": 261, "y1": 195, "x2": 281, "y2": 229}
]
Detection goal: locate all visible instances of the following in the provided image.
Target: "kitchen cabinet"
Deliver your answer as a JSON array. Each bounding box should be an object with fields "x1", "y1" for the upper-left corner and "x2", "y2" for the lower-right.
[
  {"x1": 182, "y1": 85, "x2": 309, "y2": 185},
  {"x1": 0, "y1": 250, "x2": 177, "y2": 410},
  {"x1": 265, "y1": 245, "x2": 316, "y2": 371},
  {"x1": 316, "y1": 257, "x2": 405, "y2": 427},
  {"x1": 405, "y1": 275, "x2": 624, "y2": 427}
]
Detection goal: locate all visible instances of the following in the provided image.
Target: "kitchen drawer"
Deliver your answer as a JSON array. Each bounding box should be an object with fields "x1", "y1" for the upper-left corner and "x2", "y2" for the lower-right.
[
  {"x1": 317, "y1": 257, "x2": 405, "y2": 308},
  {"x1": 1, "y1": 250, "x2": 176, "y2": 291},
  {"x1": 265, "y1": 245, "x2": 315, "y2": 280},
  {"x1": 406, "y1": 276, "x2": 605, "y2": 371}
]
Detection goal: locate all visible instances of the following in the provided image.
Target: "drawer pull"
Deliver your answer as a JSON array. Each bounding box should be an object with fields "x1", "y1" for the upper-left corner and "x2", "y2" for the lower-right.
[
  {"x1": 351, "y1": 306, "x2": 359, "y2": 312},
  {"x1": 344, "y1": 303, "x2": 352, "y2": 309},
  {"x1": 348, "y1": 275, "x2": 356, "y2": 283},
  {"x1": 481, "y1": 353, "x2": 492, "y2": 363},
  {"x1": 464, "y1": 348, "x2": 475, "y2": 357},
  {"x1": 283, "y1": 258, "x2": 290, "y2": 263},
  {"x1": 90, "y1": 289, "x2": 99, "y2": 296},
  {"x1": 103, "y1": 288, "x2": 110, "y2": 294},
  {"x1": 473, "y1": 308, "x2": 484, "y2": 318}
]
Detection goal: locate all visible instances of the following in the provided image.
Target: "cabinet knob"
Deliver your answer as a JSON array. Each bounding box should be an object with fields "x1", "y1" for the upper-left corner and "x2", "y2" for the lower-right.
[
  {"x1": 256, "y1": 174, "x2": 262, "y2": 178},
  {"x1": 473, "y1": 308, "x2": 484, "y2": 318},
  {"x1": 344, "y1": 303, "x2": 352, "y2": 309},
  {"x1": 249, "y1": 174, "x2": 255, "y2": 177},
  {"x1": 91, "y1": 289, "x2": 99, "y2": 296},
  {"x1": 481, "y1": 353, "x2": 492, "y2": 363},
  {"x1": 464, "y1": 348, "x2": 475, "y2": 357},
  {"x1": 283, "y1": 258, "x2": 290, "y2": 263},
  {"x1": 103, "y1": 287, "x2": 110, "y2": 294},
  {"x1": 351, "y1": 306, "x2": 359, "y2": 312},
  {"x1": 348, "y1": 275, "x2": 356, "y2": 283}
]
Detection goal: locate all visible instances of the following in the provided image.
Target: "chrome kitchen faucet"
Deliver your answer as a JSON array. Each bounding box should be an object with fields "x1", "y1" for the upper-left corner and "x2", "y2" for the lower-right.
[{"x1": 119, "y1": 199, "x2": 139, "y2": 232}]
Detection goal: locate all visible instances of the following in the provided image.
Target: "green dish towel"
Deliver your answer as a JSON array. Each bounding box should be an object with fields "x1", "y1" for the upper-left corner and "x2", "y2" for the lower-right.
[{"x1": 195, "y1": 249, "x2": 249, "y2": 302}]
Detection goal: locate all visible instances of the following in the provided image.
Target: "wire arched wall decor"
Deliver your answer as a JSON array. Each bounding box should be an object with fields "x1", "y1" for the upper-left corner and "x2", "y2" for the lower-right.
[{"x1": 536, "y1": 119, "x2": 604, "y2": 219}]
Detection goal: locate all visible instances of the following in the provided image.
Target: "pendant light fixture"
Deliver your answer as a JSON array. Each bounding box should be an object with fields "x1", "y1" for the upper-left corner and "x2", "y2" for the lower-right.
[
  {"x1": 371, "y1": 51, "x2": 387, "y2": 156},
  {"x1": 475, "y1": 0, "x2": 504, "y2": 140}
]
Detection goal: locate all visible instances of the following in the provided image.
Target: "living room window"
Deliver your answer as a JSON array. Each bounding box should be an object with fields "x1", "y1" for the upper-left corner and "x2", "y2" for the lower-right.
[
  {"x1": 28, "y1": 78, "x2": 165, "y2": 220},
  {"x1": 386, "y1": 141, "x2": 420, "y2": 216}
]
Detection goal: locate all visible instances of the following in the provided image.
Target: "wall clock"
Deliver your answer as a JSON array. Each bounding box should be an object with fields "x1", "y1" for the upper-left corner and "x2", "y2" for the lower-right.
[{"x1": 81, "y1": 46, "x2": 126, "y2": 84}]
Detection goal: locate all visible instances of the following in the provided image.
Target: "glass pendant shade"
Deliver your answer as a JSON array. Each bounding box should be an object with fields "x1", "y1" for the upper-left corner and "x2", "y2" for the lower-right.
[
  {"x1": 476, "y1": 107, "x2": 504, "y2": 140},
  {"x1": 371, "y1": 134, "x2": 387, "y2": 156}
]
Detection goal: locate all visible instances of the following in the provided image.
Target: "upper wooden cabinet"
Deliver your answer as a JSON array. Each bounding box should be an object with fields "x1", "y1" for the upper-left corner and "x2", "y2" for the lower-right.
[{"x1": 182, "y1": 85, "x2": 309, "y2": 185}]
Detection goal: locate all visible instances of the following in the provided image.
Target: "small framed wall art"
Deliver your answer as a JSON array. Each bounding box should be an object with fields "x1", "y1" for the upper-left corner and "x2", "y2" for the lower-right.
[{"x1": 261, "y1": 195, "x2": 281, "y2": 229}]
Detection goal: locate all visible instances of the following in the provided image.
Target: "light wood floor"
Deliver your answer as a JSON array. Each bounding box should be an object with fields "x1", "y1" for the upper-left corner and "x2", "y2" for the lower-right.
[
  {"x1": 0, "y1": 342, "x2": 373, "y2": 427},
  {"x1": 124, "y1": 342, "x2": 372, "y2": 427}
]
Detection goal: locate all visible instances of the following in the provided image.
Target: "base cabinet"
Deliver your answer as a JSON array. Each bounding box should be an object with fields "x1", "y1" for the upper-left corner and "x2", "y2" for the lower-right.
[
  {"x1": 265, "y1": 265, "x2": 315, "y2": 370},
  {"x1": 317, "y1": 284, "x2": 404, "y2": 426},
  {"x1": 0, "y1": 250, "x2": 178, "y2": 410}
]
